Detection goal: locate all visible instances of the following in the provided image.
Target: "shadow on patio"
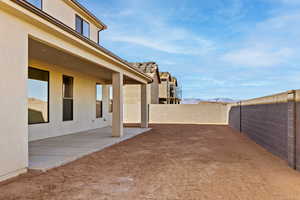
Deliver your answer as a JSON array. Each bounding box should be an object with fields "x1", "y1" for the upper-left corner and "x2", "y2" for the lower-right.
[{"x1": 29, "y1": 126, "x2": 151, "y2": 171}]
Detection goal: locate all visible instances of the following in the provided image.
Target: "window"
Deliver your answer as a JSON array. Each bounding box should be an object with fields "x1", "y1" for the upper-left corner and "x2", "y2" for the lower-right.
[
  {"x1": 28, "y1": 67, "x2": 49, "y2": 124},
  {"x1": 96, "y1": 84, "x2": 103, "y2": 118},
  {"x1": 75, "y1": 15, "x2": 90, "y2": 38},
  {"x1": 83, "y1": 20, "x2": 90, "y2": 38},
  {"x1": 98, "y1": 30, "x2": 101, "y2": 45},
  {"x1": 26, "y1": 0, "x2": 42, "y2": 9},
  {"x1": 109, "y1": 86, "x2": 113, "y2": 113},
  {"x1": 75, "y1": 15, "x2": 82, "y2": 34},
  {"x1": 63, "y1": 75, "x2": 74, "y2": 121}
]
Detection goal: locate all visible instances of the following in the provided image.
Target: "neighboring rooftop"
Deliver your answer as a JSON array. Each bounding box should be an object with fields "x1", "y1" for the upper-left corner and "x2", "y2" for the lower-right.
[
  {"x1": 130, "y1": 62, "x2": 161, "y2": 83},
  {"x1": 159, "y1": 72, "x2": 172, "y2": 81}
]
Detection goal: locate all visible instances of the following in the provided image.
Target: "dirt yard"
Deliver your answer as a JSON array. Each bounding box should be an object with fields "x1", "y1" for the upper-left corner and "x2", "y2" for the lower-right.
[{"x1": 1, "y1": 124, "x2": 300, "y2": 200}]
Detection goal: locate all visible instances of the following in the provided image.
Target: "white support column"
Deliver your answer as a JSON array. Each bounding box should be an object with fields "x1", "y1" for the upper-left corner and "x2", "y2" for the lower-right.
[
  {"x1": 141, "y1": 84, "x2": 149, "y2": 128},
  {"x1": 0, "y1": 21, "x2": 28, "y2": 181},
  {"x1": 112, "y1": 72, "x2": 124, "y2": 137}
]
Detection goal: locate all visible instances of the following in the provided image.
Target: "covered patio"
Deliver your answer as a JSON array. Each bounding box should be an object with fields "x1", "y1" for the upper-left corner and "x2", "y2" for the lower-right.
[
  {"x1": 28, "y1": 38, "x2": 151, "y2": 140},
  {"x1": 0, "y1": 0, "x2": 152, "y2": 182},
  {"x1": 29, "y1": 126, "x2": 151, "y2": 171},
  {"x1": 27, "y1": 37, "x2": 152, "y2": 172}
]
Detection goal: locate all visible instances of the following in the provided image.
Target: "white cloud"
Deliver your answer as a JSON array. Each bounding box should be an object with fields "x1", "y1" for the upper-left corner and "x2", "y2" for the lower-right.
[
  {"x1": 105, "y1": 22, "x2": 215, "y2": 55},
  {"x1": 216, "y1": 0, "x2": 245, "y2": 20},
  {"x1": 220, "y1": 9, "x2": 300, "y2": 67},
  {"x1": 159, "y1": 60, "x2": 176, "y2": 65},
  {"x1": 221, "y1": 47, "x2": 294, "y2": 67},
  {"x1": 240, "y1": 81, "x2": 271, "y2": 87},
  {"x1": 185, "y1": 76, "x2": 227, "y2": 86},
  {"x1": 263, "y1": 0, "x2": 300, "y2": 5},
  {"x1": 98, "y1": 0, "x2": 217, "y2": 56},
  {"x1": 279, "y1": 0, "x2": 300, "y2": 4}
]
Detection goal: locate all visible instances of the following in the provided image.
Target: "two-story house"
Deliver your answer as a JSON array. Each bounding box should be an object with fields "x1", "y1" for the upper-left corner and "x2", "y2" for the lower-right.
[
  {"x1": 124, "y1": 62, "x2": 161, "y2": 123},
  {"x1": 159, "y1": 72, "x2": 172, "y2": 104},
  {"x1": 0, "y1": 0, "x2": 152, "y2": 181},
  {"x1": 159, "y1": 73, "x2": 182, "y2": 104},
  {"x1": 124, "y1": 62, "x2": 161, "y2": 105},
  {"x1": 170, "y1": 77, "x2": 182, "y2": 104}
]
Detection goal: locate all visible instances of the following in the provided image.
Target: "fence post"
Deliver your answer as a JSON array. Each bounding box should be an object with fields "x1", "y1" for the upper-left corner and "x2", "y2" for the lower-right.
[
  {"x1": 239, "y1": 101, "x2": 242, "y2": 133},
  {"x1": 287, "y1": 90, "x2": 296, "y2": 169}
]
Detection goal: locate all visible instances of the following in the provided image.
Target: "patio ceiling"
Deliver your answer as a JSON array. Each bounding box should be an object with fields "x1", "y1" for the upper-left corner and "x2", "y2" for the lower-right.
[{"x1": 28, "y1": 38, "x2": 142, "y2": 84}]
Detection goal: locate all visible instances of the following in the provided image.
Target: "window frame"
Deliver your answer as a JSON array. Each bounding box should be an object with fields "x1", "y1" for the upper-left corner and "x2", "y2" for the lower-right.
[
  {"x1": 75, "y1": 14, "x2": 90, "y2": 39},
  {"x1": 109, "y1": 86, "x2": 113, "y2": 113},
  {"x1": 62, "y1": 75, "x2": 74, "y2": 122},
  {"x1": 82, "y1": 20, "x2": 90, "y2": 39},
  {"x1": 28, "y1": 67, "x2": 50, "y2": 125},
  {"x1": 97, "y1": 30, "x2": 101, "y2": 45},
  {"x1": 96, "y1": 84, "x2": 103, "y2": 119},
  {"x1": 26, "y1": 0, "x2": 43, "y2": 10}
]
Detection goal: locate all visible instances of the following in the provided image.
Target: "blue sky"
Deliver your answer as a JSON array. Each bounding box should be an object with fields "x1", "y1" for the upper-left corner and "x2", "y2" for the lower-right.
[{"x1": 78, "y1": 0, "x2": 300, "y2": 100}]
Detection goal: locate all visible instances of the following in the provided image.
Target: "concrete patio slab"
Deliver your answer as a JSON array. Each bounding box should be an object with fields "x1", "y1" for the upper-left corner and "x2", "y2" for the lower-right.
[{"x1": 29, "y1": 126, "x2": 151, "y2": 171}]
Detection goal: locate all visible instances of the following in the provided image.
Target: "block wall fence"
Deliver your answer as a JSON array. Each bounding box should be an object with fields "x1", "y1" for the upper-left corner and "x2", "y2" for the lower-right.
[
  {"x1": 228, "y1": 90, "x2": 300, "y2": 169},
  {"x1": 125, "y1": 90, "x2": 300, "y2": 170},
  {"x1": 124, "y1": 103, "x2": 229, "y2": 125}
]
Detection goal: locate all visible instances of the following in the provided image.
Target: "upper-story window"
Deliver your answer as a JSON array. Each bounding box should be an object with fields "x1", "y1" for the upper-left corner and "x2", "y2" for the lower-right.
[
  {"x1": 98, "y1": 31, "x2": 101, "y2": 45},
  {"x1": 26, "y1": 0, "x2": 42, "y2": 9},
  {"x1": 75, "y1": 15, "x2": 90, "y2": 38}
]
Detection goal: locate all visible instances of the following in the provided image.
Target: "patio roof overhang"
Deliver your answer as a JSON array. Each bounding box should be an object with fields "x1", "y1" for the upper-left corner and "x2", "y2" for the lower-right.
[{"x1": 29, "y1": 38, "x2": 143, "y2": 84}]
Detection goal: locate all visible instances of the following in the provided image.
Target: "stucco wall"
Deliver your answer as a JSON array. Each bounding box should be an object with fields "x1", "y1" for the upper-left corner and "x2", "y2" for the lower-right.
[
  {"x1": 124, "y1": 103, "x2": 141, "y2": 123},
  {"x1": 124, "y1": 82, "x2": 158, "y2": 105},
  {"x1": 151, "y1": 73, "x2": 159, "y2": 104},
  {"x1": 159, "y1": 81, "x2": 169, "y2": 99},
  {"x1": 124, "y1": 85, "x2": 141, "y2": 104},
  {"x1": 149, "y1": 103, "x2": 228, "y2": 124},
  {"x1": 124, "y1": 103, "x2": 229, "y2": 124},
  {"x1": 0, "y1": 9, "x2": 28, "y2": 181},
  {"x1": 28, "y1": 61, "x2": 111, "y2": 141}
]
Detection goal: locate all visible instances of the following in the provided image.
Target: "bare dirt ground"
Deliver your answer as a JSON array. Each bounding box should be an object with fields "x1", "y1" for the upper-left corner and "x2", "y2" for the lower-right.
[{"x1": 1, "y1": 124, "x2": 300, "y2": 200}]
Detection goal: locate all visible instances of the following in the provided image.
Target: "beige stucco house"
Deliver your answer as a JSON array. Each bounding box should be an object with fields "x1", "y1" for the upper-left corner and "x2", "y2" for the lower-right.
[
  {"x1": 169, "y1": 77, "x2": 182, "y2": 104},
  {"x1": 159, "y1": 72, "x2": 172, "y2": 104},
  {"x1": 159, "y1": 72, "x2": 181, "y2": 104},
  {"x1": 124, "y1": 62, "x2": 161, "y2": 105},
  {"x1": 0, "y1": 0, "x2": 152, "y2": 181},
  {"x1": 124, "y1": 62, "x2": 160, "y2": 123}
]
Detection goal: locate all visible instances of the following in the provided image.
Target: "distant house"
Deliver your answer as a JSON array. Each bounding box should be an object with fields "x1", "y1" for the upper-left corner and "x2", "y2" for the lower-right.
[
  {"x1": 124, "y1": 62, "x2": 161, "y2": 105},
  {"x1": 159, "y1": 72, "x2": 172, "y2": 104},
  {"x1": 159, "y1": 72, "x2": 181, "y2": 104},
  {"x1": 170, "y1": 77, "x2": 182, "y2": 104}
]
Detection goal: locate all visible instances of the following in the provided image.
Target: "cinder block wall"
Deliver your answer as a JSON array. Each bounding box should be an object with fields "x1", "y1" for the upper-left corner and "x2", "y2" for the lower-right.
[
  {"x1": 228, "y1": 103, "x2": 241, "y2": 131},
  {"x1": 241, "y1": 103, "x2": 288, "y2": 160},
  {"x1": 228, "y1": 90, "x2": 298, "y2": 169}
]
